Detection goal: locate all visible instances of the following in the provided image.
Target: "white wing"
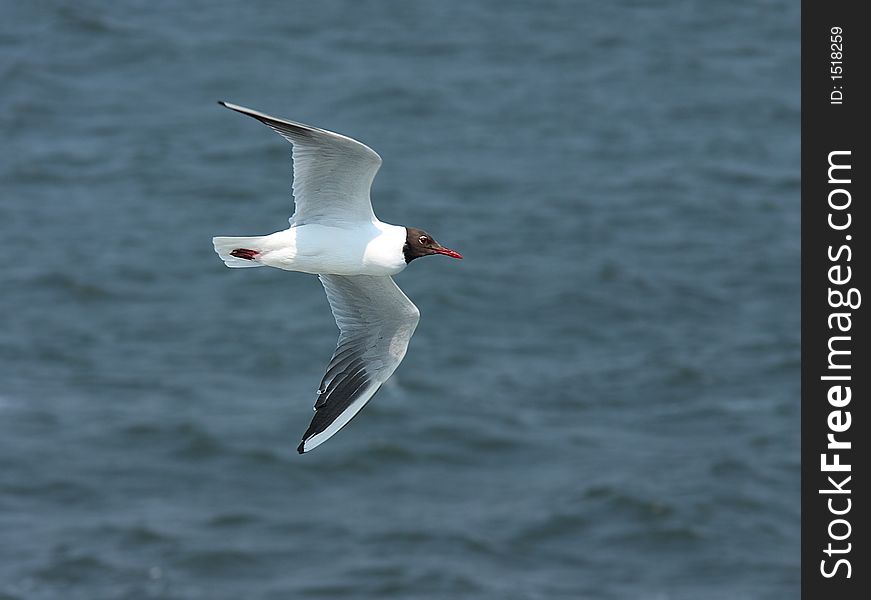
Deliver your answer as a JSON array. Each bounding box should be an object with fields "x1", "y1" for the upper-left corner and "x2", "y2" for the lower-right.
[
  {"x1": 219, "y1": 101, "x2": 383, "y2": 226},
  {"x1": 298, "y1": 275, "x2": 420, "y2": 453}
]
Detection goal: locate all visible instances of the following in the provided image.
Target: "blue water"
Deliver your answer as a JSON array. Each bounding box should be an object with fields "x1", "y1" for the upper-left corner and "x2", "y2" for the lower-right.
[{"x1": 1, "y1": 1, "x2": 799, "y2": 598}]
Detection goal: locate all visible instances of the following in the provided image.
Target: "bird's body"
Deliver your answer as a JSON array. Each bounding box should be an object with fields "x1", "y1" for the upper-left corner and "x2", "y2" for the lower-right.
[
  {"x1": 215, "y1": 221, "x2": 408, "y2": 276},
  {"x1": 211, "y1": 101, "x2": 461, "y2": 453}
]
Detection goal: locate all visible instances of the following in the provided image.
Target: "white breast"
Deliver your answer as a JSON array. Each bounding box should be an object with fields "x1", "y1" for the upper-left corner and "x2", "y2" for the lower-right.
[{"x1": 257, "y1": 222, "x2": 408, "y2": 276}]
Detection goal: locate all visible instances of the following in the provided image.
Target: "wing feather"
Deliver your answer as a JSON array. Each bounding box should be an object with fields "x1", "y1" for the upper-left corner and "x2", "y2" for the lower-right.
[
  {"x1": 298, "y1": 275, "x2": 420, "y2": 453},
  {"x1": 219, "y1": 101, "x2": 382, "y2": 226}
]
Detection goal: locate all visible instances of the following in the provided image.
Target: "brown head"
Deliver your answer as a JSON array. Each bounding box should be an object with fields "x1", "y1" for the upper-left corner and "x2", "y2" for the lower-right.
[{"x1": 403, "y1": 227, "x2": 463, "y2": 263}]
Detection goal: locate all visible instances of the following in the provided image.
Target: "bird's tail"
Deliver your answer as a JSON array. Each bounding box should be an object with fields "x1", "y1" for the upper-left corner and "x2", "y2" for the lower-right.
[{"x1": 212, "y1": 236, "x2": 267, "y2": 268}]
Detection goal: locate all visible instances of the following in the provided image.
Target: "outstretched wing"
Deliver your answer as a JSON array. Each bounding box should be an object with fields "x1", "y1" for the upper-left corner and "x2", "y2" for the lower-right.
[
  {"x1": 219, "y1": 101, "x2": 382, "y2": 226},
  {"x1": 298, "y1": 275, "x2": 420, "y2": 453}
]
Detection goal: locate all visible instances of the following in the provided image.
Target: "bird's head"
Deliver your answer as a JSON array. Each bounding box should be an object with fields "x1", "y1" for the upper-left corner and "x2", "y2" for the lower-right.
[{"x1": 403, "y1": 228, "x2": 463, "y2": 263}]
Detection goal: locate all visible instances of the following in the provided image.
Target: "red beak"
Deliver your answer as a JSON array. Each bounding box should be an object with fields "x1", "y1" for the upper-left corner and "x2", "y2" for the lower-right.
[{"x1": 433, "y1": 246, "x2": 463, "y2": 260}]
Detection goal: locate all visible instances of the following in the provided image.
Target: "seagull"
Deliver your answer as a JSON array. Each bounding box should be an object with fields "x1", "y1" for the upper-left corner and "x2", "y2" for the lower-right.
[{"x1": 212, "y1": 101, "x2": 462, "y2": 454}]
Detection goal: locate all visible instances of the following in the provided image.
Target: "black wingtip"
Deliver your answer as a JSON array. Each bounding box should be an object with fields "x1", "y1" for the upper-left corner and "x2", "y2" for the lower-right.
[
  {"x1": 297, "y1": 440, "x2": 306, "y2": 454},
  {"x1": 217, "y1": 100, "x2": 228, "y2": 107}
]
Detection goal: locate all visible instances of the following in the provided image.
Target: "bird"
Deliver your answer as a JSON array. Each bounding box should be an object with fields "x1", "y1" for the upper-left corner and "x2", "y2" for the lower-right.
[{"x1": 212, "y1": 101, "x2": 463, "y2": 454}]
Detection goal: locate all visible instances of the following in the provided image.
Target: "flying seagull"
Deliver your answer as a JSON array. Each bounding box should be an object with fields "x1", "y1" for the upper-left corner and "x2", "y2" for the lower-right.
[{"x1": 212, "y1": 101, "x2": 462, "y2": 454}]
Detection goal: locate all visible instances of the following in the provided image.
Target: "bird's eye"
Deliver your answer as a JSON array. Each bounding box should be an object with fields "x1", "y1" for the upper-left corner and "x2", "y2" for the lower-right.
[{"x1": 419, "y1": 235, "x2": 429, "y2": 245}]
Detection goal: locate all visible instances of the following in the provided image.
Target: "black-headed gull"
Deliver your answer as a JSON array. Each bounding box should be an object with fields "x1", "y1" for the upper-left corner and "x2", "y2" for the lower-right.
[{"x1": 212, "y1": 101, "x2": 462, "y2": 454}]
